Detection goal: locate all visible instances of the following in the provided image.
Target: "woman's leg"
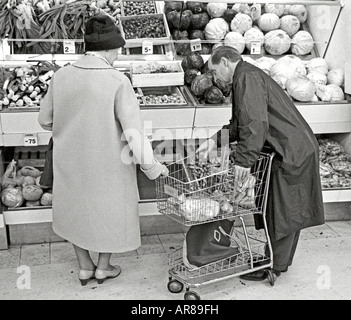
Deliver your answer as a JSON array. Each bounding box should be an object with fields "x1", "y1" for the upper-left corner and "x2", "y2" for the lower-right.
[
  {"x1": 73, "y1": 244, "x2": 96, "y2": 271},
  {"x1": 97, "y1": 253, "x2": 114, "y2": 271}
]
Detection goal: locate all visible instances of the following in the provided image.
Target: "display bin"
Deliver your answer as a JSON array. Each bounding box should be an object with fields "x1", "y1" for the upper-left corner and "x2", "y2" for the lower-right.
[
  {"x1": 0, "y1": 214, "x2": 8, "y2": 250},
  {"x1": 138, "y1": 86, "x2": 187, "y2": 106},
  {"x1": 118, "y1": 13, "x2": 172, "y2": 48},
  {"x1": 130, "y1": 61, "x2": 184, "y2": 87},
  {"x1": 120, "y1": 0, "x2": 157, "y2": 16}
]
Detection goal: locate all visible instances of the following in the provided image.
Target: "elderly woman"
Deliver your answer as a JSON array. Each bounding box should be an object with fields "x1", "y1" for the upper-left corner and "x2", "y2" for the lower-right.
[{"x1": 38, "y1": 15, "x2": 168, "y2": 286}]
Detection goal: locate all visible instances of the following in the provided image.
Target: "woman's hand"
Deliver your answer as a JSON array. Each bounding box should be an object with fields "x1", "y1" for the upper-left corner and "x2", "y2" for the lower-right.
[{"x1": 160, "y1": 165, "x2": 169, "y2": 177}]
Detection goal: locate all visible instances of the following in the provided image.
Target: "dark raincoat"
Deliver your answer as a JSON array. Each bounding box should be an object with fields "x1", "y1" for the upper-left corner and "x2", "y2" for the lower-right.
[{"x1": 215, "y1": 61, "x2": 325, "y2": 241}]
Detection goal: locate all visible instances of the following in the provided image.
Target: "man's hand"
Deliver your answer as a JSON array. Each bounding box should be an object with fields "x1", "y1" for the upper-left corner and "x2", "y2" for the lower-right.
[
  {"x1": 196, "y1": 139, "x2": 216, "y2": 159},
  {"x1": 235, "y1": 165, "x2": 251, "y2": 188}
]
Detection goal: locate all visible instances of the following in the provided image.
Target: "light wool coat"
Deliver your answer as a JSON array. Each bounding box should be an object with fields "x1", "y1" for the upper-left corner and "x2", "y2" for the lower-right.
[{"x1": 38, "y1": 55, "x2": 146, "y2": 252}]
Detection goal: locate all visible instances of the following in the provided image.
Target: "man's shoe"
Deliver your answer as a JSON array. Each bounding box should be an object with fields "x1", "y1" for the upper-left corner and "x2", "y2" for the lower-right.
[
  {"x1": 240, "y1": 269, "x2": 282, "y2": 282},
  {"x1": 240, "y1": 270, "x2": 268, "y2": 281}
]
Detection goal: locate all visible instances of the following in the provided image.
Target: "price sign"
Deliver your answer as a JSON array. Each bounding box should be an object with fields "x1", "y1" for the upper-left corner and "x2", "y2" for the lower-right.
[
  {"x1": 250, "y1": 41, "x2": 262, "y2": 55},
  {"x1": 142, "y1": 41, "x2": 153, "y2": 55},
  {"x1": 190, "y1": 39, "x2": 202, "y2": 52},
  {"x1": 24, "y1": 133, "x2": 38, "y2": 147},
  {"x1": 63, "y1": 40, "x2": 76, "y2": 54}
]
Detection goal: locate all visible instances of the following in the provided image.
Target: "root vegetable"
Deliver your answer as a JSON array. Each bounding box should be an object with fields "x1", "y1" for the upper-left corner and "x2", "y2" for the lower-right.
[{"x1": 22, "y1": 185, "x2": 43, "y2": 201}]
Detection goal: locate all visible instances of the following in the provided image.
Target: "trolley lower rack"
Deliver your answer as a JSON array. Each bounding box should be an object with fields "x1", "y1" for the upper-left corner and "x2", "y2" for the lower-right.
[{"x1": 166, "y1": 217, "x2": 277, "y2": 300}]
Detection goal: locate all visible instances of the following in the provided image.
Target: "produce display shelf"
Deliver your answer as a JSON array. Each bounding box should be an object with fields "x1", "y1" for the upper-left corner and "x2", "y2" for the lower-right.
[
  {"x1": 3, "y1": 207, "x2": 52, "y2": 225},
  {"x1": 322, "y1": 189, "x2": 351, "y2": 203},
  {"x1": 2, "y1": 203, "x2": 162, "y2": 226}
]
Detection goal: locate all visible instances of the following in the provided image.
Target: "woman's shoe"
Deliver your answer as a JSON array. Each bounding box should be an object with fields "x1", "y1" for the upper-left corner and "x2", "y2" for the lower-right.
[
  {"x1": 95, "y1": 265, "x2": 122, "y2": 285},
  {"x1": 78, "y1": 269, "x2": 96, "y2": 286}
]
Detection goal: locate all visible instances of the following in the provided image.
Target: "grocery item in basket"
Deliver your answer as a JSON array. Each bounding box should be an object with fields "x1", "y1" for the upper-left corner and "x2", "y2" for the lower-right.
[
  {"x1": 25, "y1": 200, "x2": 40, "y2": 207},
  {"x1": 40, "y1": 193, "x2": 53, "y2": 206},
  {"x1": 0, "y1": 159, "x2": 17, "y2": 189},
  {"x1": 179, "y1": 197, "x2": 220, "y2": 222},
  {"x1": 22, "y1": 185, "x2": 43, "y2": 201},
  {"x1": 1, "y1": 187, "x2": 24, "y2": 208},
  {"x1": 19, "y1": 166, "x2": 42, "y2": 178},
  {"x1": 183, "y1": 219, "x2": 239, "y2": 269}
]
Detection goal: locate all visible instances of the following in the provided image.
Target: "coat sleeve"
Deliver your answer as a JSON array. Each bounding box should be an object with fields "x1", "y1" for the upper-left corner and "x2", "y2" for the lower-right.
[
  {"x1": 114, "y1": 75, "x2": 155, "y2": 168},
  {"x1": 234, "y1": 72, "x2": 269, "y2": 168},
  {"x1": 38, "y1": 75, "x2": 54, "y2": 131}
]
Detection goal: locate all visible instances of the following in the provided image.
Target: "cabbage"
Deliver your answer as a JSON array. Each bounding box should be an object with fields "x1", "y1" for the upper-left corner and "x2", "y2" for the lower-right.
[
  {"x1": 307, "y1": 71, "x2": 327, "y2": 86},
  {"x1": 315, "y1": 84, "x2": 344, "y2": 101},
  {"x1": 224, "y1": 32, "x2": 245, "y2": 53},
  {"x1": 250, "y1": 4, "x2": 261, "y2": 21},
  {"x1": 264, "y1": 30, "x2": 291, "y2": 56},
  {"x1": 243, "y1": 56, "x2": 255, "y2": 65},
  {"x1": 289, "y1": 5, "x2": 308, "y2": 23},
  {"x1": 257, "y1": 13, "x2": 280, "y2": 32},
  {"x1": 206, "y1": 3, "x2": 227, "y2": 18},
  {"x1": 244, "y1": 28, "x2": 264, "y2": 51},
  {"x1": 327, "y1": 84, "x2": 345, "y2": 101},
  {"x1": 283, "y1": 5, "x2": 292, "y2": 15},
  {"x1": 204, "y1": 18, "x2": 229, "y2": 40},
  {"x1": 286, "y1": 75, "x2": 316, "y2": 102},
  {"x1": 230, "y1": 13, "x2": 252, "y2": 35},
  {"x1": 232, "y1": 4, "x2": 251, "y2": 15},
  {"x1": 327, "y1": 69, "x2": 344, "y2": 86},
  {"x1": 291, "y1": 31, "x2": 314, "y2": 56},
  {"x1": 270, "y1": 55, "x2": 307, "y2": 89},
  {"x1": 254, "y1": 57, "x2": 276, "y2": 75},
  {"x1": 1, "y1": 187, "x2": 24, "y2": 208},
  {"x1": 264, "y1": 4, "x2": 285, "y2": 17},
  {"x1": 212, "y1": 42, "x2": 224, "y2": 51},
  {"x1": 307, "y1": 58, "x2": 329, "y2": 75},
  {"x1": 280, "y1": 15, "x2": 301, "y2": 37}
]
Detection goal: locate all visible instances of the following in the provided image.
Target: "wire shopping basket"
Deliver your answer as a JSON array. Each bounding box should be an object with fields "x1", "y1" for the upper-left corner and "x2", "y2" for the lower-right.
[{"x1": 156, "y1": 151, "x2": 273, "y2": 226}]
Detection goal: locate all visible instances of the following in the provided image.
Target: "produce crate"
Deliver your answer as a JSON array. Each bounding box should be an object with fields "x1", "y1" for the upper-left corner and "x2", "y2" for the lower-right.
[
  {"x1": 0, "y1": 214, "x2": 8, "y2": 250},
  {"x1": 14, "y1": 146, "x2": 48, "y2": 169},
  {"x1": 118, "y1": 13, "x2": 171, "y2": 48},
  {"x1": 138, "y1": 86, "x2": 187, "y2": 106},
  {"x1": 130, "y1": 61, "x2": 184, "y2": 87},
  {"x1": 120, "y1": 0, "x2": 156, "y2": 16}
]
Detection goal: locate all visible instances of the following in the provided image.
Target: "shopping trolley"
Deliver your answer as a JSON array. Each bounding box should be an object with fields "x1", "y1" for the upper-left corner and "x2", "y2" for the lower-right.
[{"x1": 155, "y1": 149, "x2": 276, "y2": 300}]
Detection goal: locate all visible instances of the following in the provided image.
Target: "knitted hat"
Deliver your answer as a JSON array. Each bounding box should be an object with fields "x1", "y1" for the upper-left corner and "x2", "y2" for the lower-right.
[{"x1": 84, "y1": 15, "x2": 126, "y2": 51}]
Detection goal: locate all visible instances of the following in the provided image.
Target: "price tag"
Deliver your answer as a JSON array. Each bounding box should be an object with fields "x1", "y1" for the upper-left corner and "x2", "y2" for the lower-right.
[
  {"x1": 24, "y1": 133, "x2": 38, "y2": 147},
  {"x1": 190, "y1": 39, "x2": 202, "y2": 52},
  {"x1": 63, "y1": 40, "x2": 76, "y2": 54},
  {"x1": 250, "y1": 41, "x2": 262, "y2": 55},
  {"x1": 142, "y1": 41, "x2": 153, "y2": 55}
]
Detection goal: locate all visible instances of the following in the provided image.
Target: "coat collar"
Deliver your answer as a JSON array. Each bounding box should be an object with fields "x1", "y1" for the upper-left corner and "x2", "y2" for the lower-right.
[{"x1": 73, "y1": 55, "x2": 114, "y2": 70}]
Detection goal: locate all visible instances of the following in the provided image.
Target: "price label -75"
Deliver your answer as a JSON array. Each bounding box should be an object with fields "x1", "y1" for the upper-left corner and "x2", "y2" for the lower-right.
[{"x1": 24, "y1": 134, "x2": 38, "y2": 147}]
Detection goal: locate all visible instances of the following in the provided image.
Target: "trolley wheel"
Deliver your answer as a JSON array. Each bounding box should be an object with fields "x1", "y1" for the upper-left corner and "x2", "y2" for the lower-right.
[
  {"x1": 167, "y1": 280, "x2": 184, "y2": 293},
  {"x1": 184, "y1": 291, "x2": 201, "y2": 300},
  {"x1": 266, "y1": 270, "x2": 276, "y2": 287}
]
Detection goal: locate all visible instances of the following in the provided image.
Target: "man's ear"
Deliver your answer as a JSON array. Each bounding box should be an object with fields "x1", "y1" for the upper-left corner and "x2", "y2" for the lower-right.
[{"x1": 221, "y1": 57, "x2": 228, "y2": 67}]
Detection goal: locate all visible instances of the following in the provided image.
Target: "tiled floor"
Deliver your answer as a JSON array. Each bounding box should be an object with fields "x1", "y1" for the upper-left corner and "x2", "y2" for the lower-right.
[{"x1": 1, "y1": 221, "x2": 351, "y2": 300}]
